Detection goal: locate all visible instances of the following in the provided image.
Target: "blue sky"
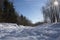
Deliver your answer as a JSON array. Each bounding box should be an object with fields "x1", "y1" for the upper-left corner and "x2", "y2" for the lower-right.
[{"x1": 12, "y1": 0, "x2": 47, "y2": 23}]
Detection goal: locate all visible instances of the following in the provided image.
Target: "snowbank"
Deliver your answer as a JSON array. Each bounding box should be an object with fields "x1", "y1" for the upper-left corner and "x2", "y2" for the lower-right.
[{"x1": 0, "y1": 23, "x2": 60, "y2": 40}]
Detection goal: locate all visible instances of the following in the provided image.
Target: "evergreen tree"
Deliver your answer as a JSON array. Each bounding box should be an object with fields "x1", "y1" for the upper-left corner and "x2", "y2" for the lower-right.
[{"x1": 2, "y1": 0, "x2": 17, "y2": 23}]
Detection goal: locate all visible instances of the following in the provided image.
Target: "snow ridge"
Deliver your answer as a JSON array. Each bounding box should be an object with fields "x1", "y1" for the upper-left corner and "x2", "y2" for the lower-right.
[{"x1": 0, "y1": 23, "x2": 60, "y2": 40}]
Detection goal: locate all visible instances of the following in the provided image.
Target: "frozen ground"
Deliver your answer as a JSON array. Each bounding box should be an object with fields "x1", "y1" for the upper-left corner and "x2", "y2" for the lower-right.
[{"x1": 0, "y1": 23, "x2": 60, "y2": 40}]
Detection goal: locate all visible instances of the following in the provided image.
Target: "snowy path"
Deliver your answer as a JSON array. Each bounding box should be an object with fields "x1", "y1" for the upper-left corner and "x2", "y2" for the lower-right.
[{"x1": 0, "y1": 23, "x2": 60, "y2": 40}]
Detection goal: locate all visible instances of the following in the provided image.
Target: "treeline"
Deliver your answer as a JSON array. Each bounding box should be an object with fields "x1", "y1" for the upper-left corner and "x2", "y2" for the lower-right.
[
  {"x1": 0, "y1": 0, "x2": 45, "y2": 26},
  {"x1": 32, "y1": 22, "x2": 45, "y2": 26},
  {"x1": 0, "y1": 0, "x2": 32, "y2": 26},
  {"x1": 17, "y1": 15, "x2": 32, "y2": 26}
]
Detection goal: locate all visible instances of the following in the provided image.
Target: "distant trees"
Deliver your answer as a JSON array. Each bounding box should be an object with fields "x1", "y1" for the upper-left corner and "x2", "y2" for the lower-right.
[
  {"x1": 42, "y1": 0, "x2": 60, "y2": 23},
  {"x1": 33, "y1": 22, "x2": 44, "y2": 26},
  {"x1": 17, "y1": 15, "x2": 32, "y2": 26}
]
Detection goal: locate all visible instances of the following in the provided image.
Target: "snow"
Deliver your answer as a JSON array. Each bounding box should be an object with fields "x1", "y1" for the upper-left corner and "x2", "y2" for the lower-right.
[{"x1": 0, "y1": 23, "x2": 60, "y2": 40}]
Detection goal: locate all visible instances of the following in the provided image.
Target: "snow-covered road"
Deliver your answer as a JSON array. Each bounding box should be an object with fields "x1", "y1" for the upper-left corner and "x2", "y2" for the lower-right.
[{"x1": 0, "y1": 23, "x2": 60, "y2": 40}]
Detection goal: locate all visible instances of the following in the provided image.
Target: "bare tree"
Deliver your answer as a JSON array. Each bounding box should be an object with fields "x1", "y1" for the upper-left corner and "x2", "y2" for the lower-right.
[{"x1": 42, "y1": 0, "x2": 60, "y2": 23}]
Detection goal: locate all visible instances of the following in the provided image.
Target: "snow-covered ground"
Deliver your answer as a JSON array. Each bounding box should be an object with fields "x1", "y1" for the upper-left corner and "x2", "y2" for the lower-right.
[{"x1": 0, "y1": 23, "x2": 60, "y2": 40}]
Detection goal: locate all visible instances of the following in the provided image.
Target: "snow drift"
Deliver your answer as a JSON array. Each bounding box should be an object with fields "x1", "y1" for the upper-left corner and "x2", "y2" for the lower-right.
[{"x1": 0, "y1": 23, "x2": 60, "y2": 40}]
